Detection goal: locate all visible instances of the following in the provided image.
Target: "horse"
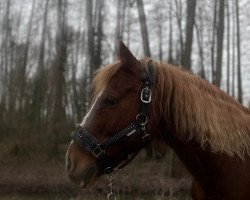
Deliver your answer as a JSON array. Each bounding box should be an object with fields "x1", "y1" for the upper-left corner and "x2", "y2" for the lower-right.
[{"x1": 66, "y1": 42, "x2": 250, "y2": 200}]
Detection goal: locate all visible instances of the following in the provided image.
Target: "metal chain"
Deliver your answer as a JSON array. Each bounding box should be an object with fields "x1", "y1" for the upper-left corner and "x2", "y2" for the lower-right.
[
  {"x1": 106, "y1": 170, "x2": 119, "y2": 200},
  {"x1": 141, "y1": 123, "x2": 150, "y2": 144},
  {"x1": 142, "y1": 124, "x2": 146, "y2": 133},
  {"x1": 106, "y1": 109, "x2": 148, "y2": 200}
]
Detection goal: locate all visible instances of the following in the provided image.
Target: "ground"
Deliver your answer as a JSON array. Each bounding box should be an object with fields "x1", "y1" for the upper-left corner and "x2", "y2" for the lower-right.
[{"x1": 0, "y1": 145, "x2": 191, "y2": 199}]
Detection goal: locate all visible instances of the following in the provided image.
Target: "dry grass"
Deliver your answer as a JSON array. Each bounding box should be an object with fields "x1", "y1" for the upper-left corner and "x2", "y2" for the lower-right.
[{"x1": 0, "y1": 146, "x2": 191, "y2": 199}]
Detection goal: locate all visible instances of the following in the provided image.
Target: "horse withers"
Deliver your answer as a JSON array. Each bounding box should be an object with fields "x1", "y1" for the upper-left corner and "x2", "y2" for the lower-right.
[{"x1": 66, "y1": 42, "x2": 250, "y2": 200}]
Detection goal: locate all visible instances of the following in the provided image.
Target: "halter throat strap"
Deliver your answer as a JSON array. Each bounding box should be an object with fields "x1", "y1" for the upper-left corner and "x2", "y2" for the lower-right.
[{"x1": 71, "y1": 60, "x2": 154, "y2": 174}]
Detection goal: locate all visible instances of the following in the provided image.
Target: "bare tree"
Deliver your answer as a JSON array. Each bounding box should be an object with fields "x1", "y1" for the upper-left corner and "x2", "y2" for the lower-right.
[
  {"x1": 70, "y1": 12, "x2": 83, "y2": 122},
  {"x1": 231, "y1": 3, "x2": 236, "y2": 97},
  {"x1": 51, "y1": 0, "x2": 68, "y2": 152},
  {"x1": 115, "y1": 0, "x2": 127, "y2": 55},
  {"x1": 214, "y1": 0, "x2": 225, "y2": 87},
  {"x1": 18, "y1": 0, "x2": 36, "y2": 112},
  {"x1": 174, "y1": 0, "x2": 184, "y2": 64},
  {"x1": 0, "y1": 0, "x2": 11, "y2": 111},
  {"x1": 86, "y1": 0, "x2": 94, "y2": 77},
  {"x1": 211, "y1": 1, "x2": 218, "y2": 82},
  {"x1": 95, "y1": 0, "x2": 104, "y2": 69},
  {"x1": 183, "y1": 0, "x2": 196, "y2": 70},
  {"x1": 195, "y1": 7, "x2": 205, "y2": 79},
  {"x1": 126, "y1": 0, "x2": 133, "y2": 48},
  {"x1": 235, "y1": 0, "x2": 242, "y2": 103},
  {"x1": 226, "y1": 0, "x2": 230, "y2": 94},
  {"x1": 86, "y1": 0, "x2": 104, "y2": 79},
  {"x1": 31, "y1": 0, "x2": 50, "y2": 126},
  {"x1": 168, "y1": 0, "x2": 174, "y2": 64},
  {"x1": 156, "y1": 5, "x2": 163, "y2": 61},
  {"x1": 136, "y1": 0, "x2": 151, "y2": 57}
]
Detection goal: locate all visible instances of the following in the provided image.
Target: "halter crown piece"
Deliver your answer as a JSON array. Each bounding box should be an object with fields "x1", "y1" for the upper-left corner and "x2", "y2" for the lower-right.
[{"x1": 71, "y1": 60, "x2": 155, "y2": 174}]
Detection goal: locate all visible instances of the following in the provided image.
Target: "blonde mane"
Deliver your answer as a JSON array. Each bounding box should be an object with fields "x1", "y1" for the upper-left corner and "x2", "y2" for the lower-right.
[
  {"x1": 92, "y1": 59, "x2": 250, "y2": 158},
  {"x1": 154, "y1": 62, "x2": 250, "y2": 158}
]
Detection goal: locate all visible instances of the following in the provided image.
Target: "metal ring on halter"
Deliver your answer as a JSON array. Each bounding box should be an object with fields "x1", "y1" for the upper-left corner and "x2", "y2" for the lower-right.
[{"x1": 136, "y1": 114, "x2": 148, "y2": 126}]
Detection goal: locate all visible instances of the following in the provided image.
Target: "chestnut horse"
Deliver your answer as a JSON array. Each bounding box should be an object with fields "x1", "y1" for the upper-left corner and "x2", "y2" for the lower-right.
[{"x1": 66, "y1": 42, "x2": 250, "y2": 200}]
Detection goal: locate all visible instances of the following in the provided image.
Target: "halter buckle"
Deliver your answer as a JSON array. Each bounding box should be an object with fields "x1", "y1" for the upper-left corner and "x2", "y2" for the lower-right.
[
  {"x1": 136, "y1": 114, "x2": 148, "y2": 126},
  {"x1": 141, "y1": 87, "x2": 151, "y2": 103},
  {"x1": 92, "y1": 145, "x2": 105, "y2": 158}
]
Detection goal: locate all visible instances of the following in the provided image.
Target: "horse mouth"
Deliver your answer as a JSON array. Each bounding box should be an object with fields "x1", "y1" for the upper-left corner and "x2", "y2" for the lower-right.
[{"x1": 80, "y1": 165, "x2": 98, "y2": 188}]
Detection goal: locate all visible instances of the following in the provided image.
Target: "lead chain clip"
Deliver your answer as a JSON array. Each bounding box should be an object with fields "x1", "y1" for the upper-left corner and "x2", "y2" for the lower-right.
[{"x1": 106, "y1": 170, "x2": 119, "y2": 200}]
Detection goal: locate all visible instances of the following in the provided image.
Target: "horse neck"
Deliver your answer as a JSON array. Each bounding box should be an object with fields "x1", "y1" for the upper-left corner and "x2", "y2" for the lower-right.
[
  {"x1": 160, "y1": 116, "x2": 250, "y2": 196},
  {"x1": 155, "y1": 63, "x2": 250, "y2": 158},
  {"x1": 156, "y1": 64, "x2": 250, "y2": 195}
]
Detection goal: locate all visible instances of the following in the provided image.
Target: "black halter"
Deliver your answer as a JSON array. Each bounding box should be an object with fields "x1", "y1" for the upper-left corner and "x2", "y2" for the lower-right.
[{"x1": 71, "y1": 60, "x2": 155, "y2": 174}]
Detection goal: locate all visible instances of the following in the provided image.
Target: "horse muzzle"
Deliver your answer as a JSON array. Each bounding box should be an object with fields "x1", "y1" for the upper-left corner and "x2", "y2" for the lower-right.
[
  {"x1": 66, "y1": 162, "x2": 98, "y2": 188},
  {"x1": 66, "y1": 149, "x2": 98, "y2": 188}
]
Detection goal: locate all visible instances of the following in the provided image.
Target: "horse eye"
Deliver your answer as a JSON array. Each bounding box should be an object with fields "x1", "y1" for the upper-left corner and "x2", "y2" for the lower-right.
[{"x1": 104, "y1": 96, "x2": 118, "y2": 107}]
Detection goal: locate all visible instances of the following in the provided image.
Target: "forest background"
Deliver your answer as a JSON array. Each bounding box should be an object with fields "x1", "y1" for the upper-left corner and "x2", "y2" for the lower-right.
[{"x1": 0, "y1": 0, "x2": 250, "y2": 199}]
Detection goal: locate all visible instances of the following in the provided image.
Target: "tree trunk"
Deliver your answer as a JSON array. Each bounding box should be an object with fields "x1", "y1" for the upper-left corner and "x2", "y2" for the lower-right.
[
  {"x1": 86, "y1": 0, "x2": 103, "y2": 77},
  {"x1": 71, "y1": 62, "x2": 80, "y2": 121},
  {"x1": 226, "y1": 0, "x2": 230, "y2": 94},
  {"x1": 95, "y1": 0, "x2": 104, "y2": 68},
  {"x1": 195, "y1": 12, "x2": 205, "y2": 79},
  {"x1": 211, "y1": 1, "x2": 217, "y2": 83},
  {"x1": 182, "y1": 0, "x2": 196, "y2": 70},
  {"x1": 235, "y1": 0, "x2": 242, "y2": 103},
  {"x1": 115, "y1": 0, "x2": 122, "y2": 55},
  {"x1": 168, "y1": 0, "x2": 173, "y2": 64},
  {"x1": 19, "y1": 0, "x2": 36, "y2": 111},
  {"x1": 127, "y1": 0, "x2": 132, "y2": 48},
  {"x1": 232, "y1": 2, "x2": 236, "y2": 97},
  {"x1": 157, "y1": 9, "x2": 163, "y2": 61},
  {"x1": 0, "y1": 0, "x2": 11, "y2": 112},
  {"x1": 52, "y1": 0, "x2": 68, "y2": 153},
  {"x1": 86, "y1": 0, "x2": 95, "y2": 77},
  {"x1": 136, "y1": 0, "x2": 151, "y2": 57},
  {"x1": 31, "y1": 0, "x2": 49, "y2": 126},
  {"x1": 174, "y1": 0, "x2": 184, "y2": 64},
  {"x1": 214, "y1": 0, "x2": 225, "y2": 87},
  {"x1": 71, "y1": 18, "x2": 82, "y2": 122}
]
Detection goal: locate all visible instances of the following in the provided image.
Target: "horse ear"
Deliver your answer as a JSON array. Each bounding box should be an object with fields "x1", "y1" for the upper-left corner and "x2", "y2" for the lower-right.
[{"x1": 119, "y1": 41, "x2": 138, "y2": 67}]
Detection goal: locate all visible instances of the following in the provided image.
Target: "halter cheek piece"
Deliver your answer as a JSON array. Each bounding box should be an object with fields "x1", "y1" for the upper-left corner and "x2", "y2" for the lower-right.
[{"x1": 71, "y1": 60, "x2": 155, "y2": 174}]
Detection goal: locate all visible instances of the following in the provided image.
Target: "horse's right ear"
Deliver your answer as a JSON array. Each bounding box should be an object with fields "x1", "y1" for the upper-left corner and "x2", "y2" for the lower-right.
[{"x1": 119, "y1": 41, "x2": 138, "y2": 67}]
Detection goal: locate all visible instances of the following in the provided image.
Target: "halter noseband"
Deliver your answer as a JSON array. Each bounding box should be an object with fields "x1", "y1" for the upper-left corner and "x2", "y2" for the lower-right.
[{"x1": 71, "y1": 60, "x2": 155, "y2": 174}]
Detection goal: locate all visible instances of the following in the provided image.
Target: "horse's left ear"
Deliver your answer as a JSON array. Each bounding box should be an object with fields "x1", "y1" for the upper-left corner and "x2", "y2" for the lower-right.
[{"x1": 119, "y1": 41, "x2": 138, "y2": 68}]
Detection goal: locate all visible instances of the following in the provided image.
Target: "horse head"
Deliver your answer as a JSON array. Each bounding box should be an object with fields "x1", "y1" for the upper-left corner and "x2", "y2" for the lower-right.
[{"x1": 65, "y1": 42, "x2": 161, "y2": 187}]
